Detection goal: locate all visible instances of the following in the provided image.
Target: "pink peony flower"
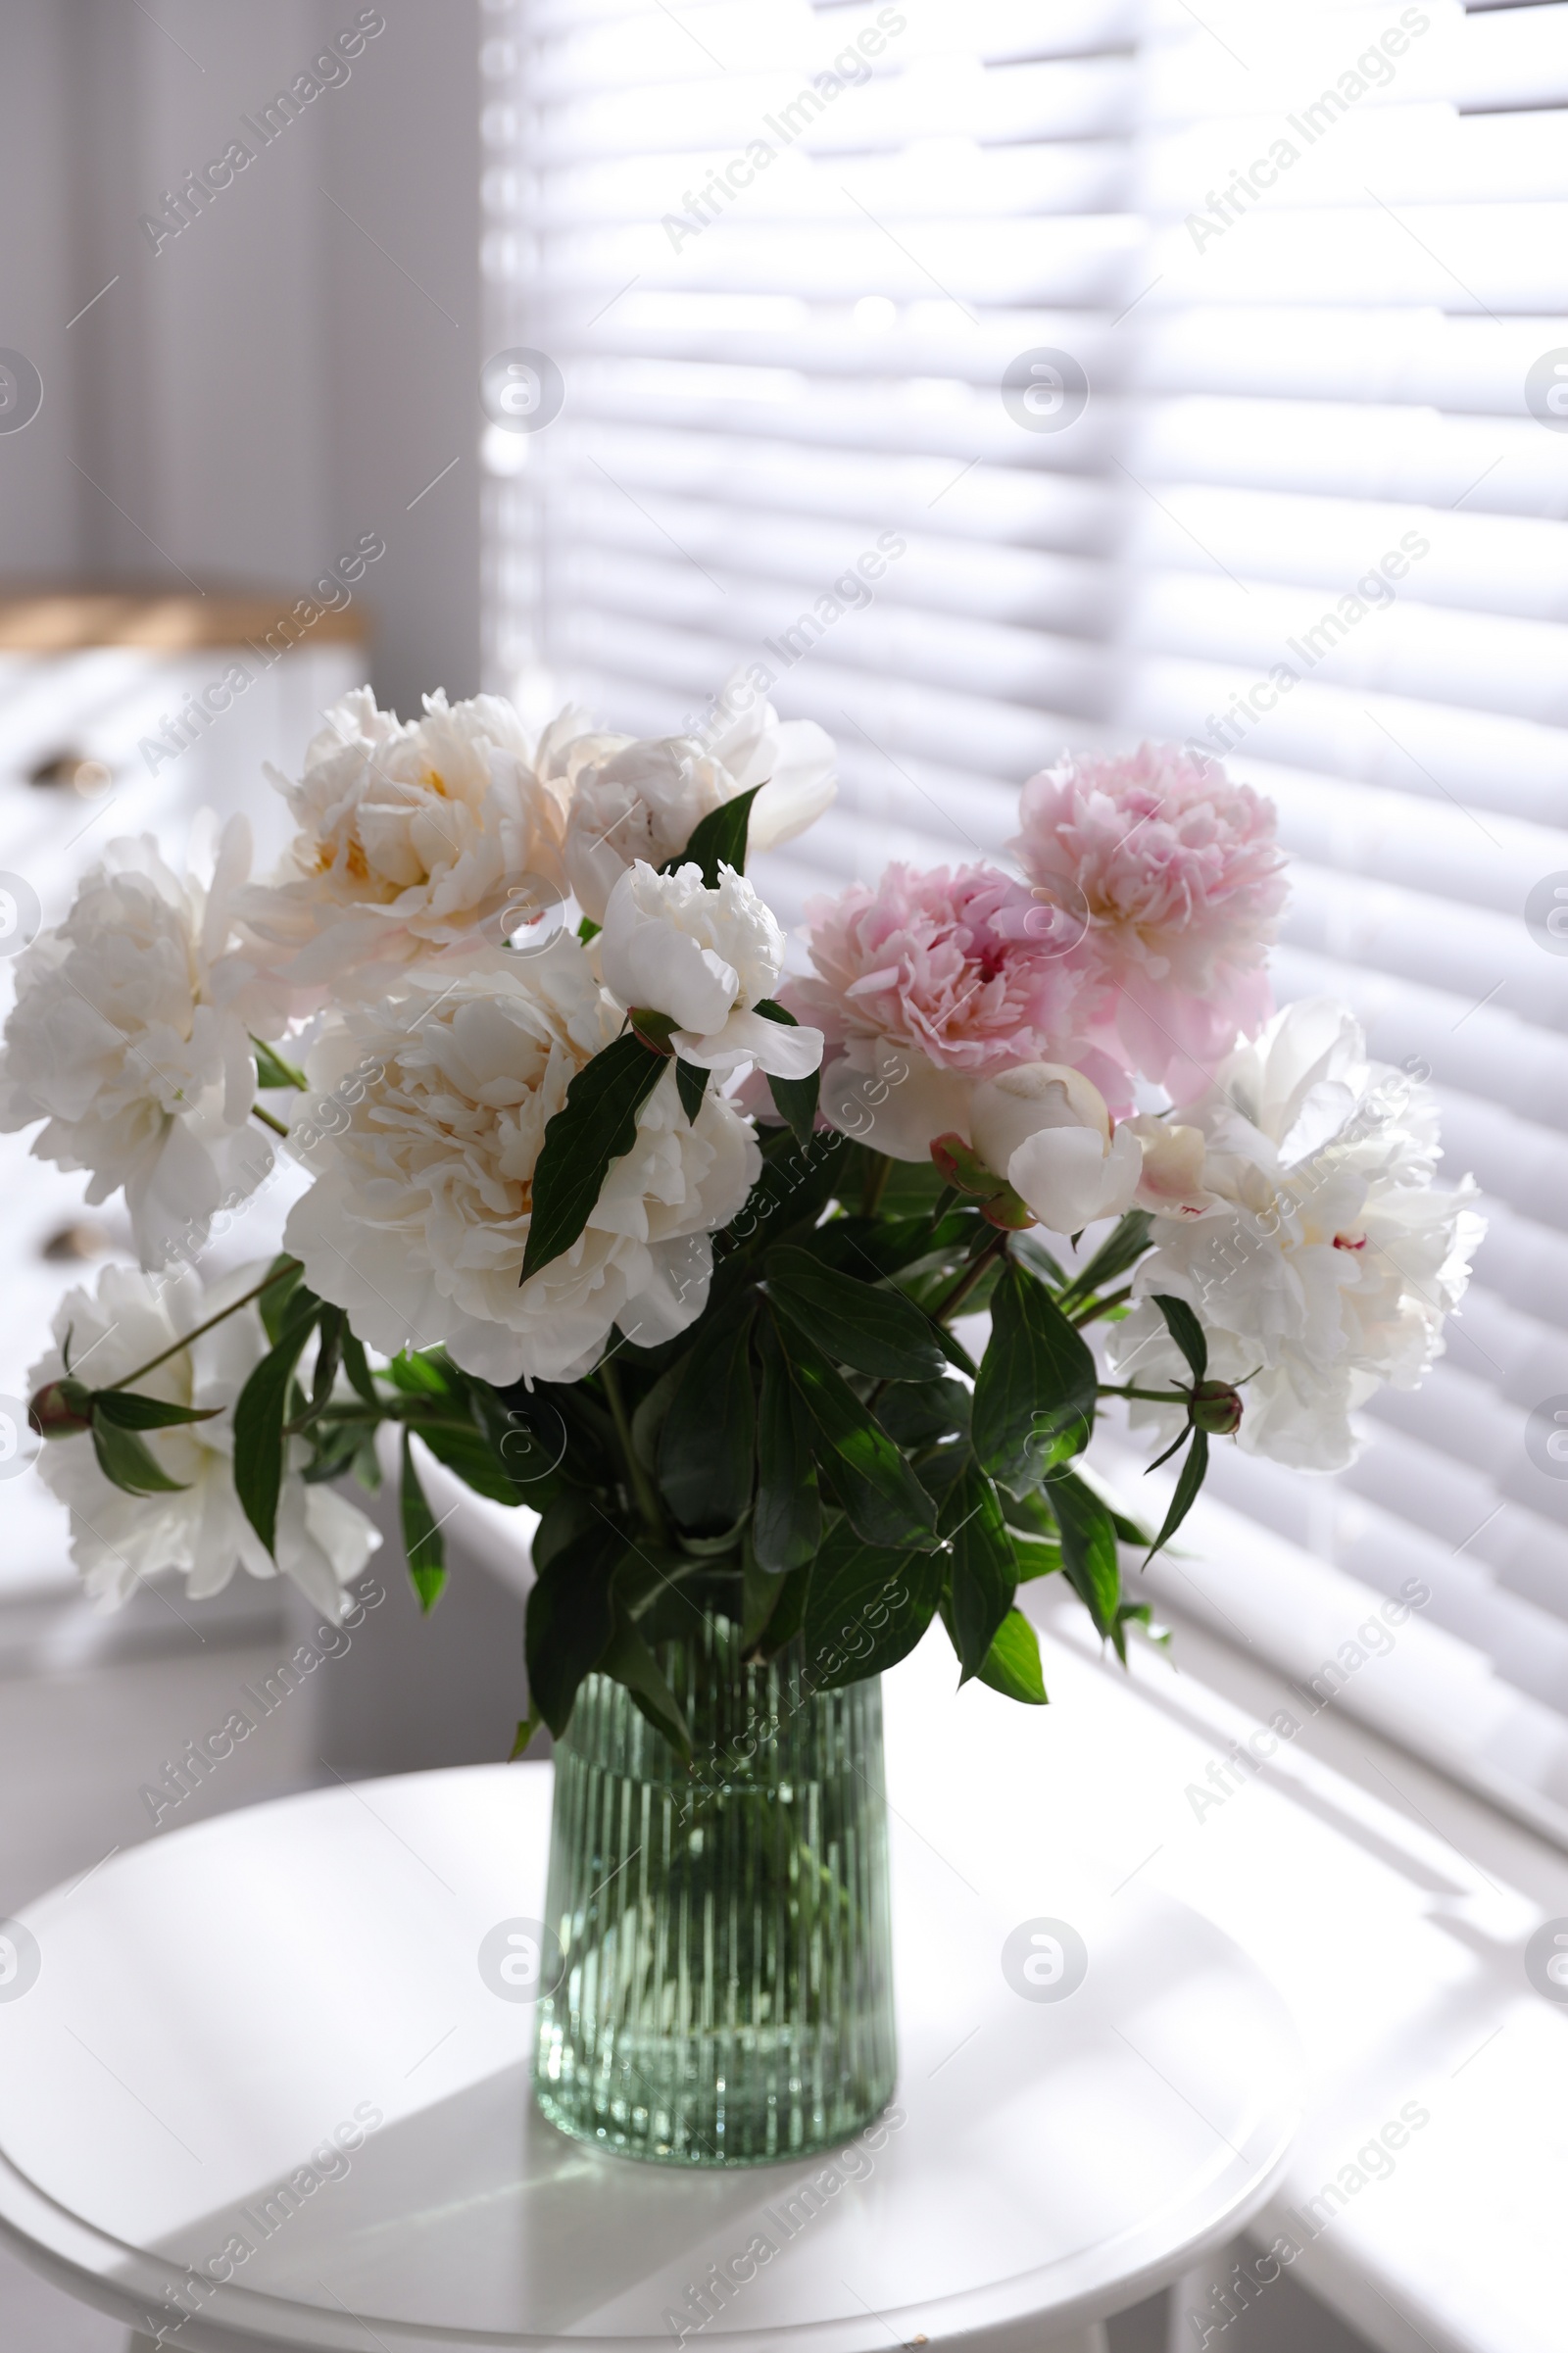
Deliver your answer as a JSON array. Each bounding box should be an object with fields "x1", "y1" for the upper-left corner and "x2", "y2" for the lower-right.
[
  {"x1": 796, "y1": 861, "x2": 1096, "y2": 1074},
  {"x1": 790, "y1": 861, "x2": 1126, "y2": 1160},
  {"x1": 1009, "y1": 744, "x2": 1286, "y2": 1094}
]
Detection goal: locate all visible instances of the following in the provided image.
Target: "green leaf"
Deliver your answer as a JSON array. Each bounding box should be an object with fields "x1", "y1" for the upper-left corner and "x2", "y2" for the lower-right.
[
  {"x1": 876, "y1": 1155, "x2": 953, "y2": 1214},
  {"x1": 1030, "y1": 1419, "x2": 1094, "y2": 1487},
  {"x1": 309, "y1": 1305, "x2": 345, "y2": 1415},
  {"x1": 659, "y1": 1299, "x2": 758, "y2": 1533},
  {"x1": 232, "y1": 1307, "x2": 319, "y2": 1556},
  {"x1": 598, "y1": 1608, "x2": 691, "y2": 1755},
  {"x1": 944, "y1": 1458, "x2": 1016, "y2": 1681},
  {"x1": 469, "y1": 1381, "x2": 565, "y2": 1502},
  {"x1": 906, "y1": 1245, "x2": 1006, "y2": 1325},
  {"x1": 259, "y1": 1255, "x2": 311, "y2": 1347},
  {"x1": 1145, "y1": 1428, "x2": 1209, "y2": 1564},
  {"x1": 771, "y1": 1311, "x2": 938, "y2": 1551},
  {"x1": 629, "y1": 1360, "x2": 682, "y2": 1472},
  {"x1": 751, "y1": 1000, "x2": 821, "y2": 1150},
  {"x1": 1146, "y1": 1421, "x2": 1192, "y2": 1473},
  {"x1": 91, "y1": 1391, "x2": 220, "y2": 1431},
  {"x1": 409, "y1": 1413, "x2": 521, "y2": 1507},
  {"x1": 662, "y1": 783, "x2": 761, "y2": 887},
  {"x1": 1003, "y1": 1486, "x2": 1056, "y2": 1538},
  {"x1": 767, "y1": 1066, "x2": 820, "y2": 1151},
  {"x1": 576, "y1": 915, "x2": 601, "y2": 945},
  {"x1": 757, "y1": 1557, "x2": 812, "y2": 1657},
  {"x1": 1104, "y1": 1494, "x2": 1154, "y2": 1547},
  {"x1": 815, "y1": 1205, "x2": 972, "y2": 1286},
  {"x1": 340, "y1": 1326, "x2": 378, "y2": 1408},
  {"x1": 754, "y1": 1315, "x2": 820, "y2": 1572},
  {"x1": 522, "y1": 1033, "x2": 667, "y2": 1283},
  {"x1": 722, "y1": 1125, "x2": 850, "y2": 1260},
  {"x1": 930, "y1": 1318, "x2": 980, "y2": 1380},
  {"x1": 1153, "y1": 1293, "x2": 1208, "y2": 1385},
  {"x1": 532, "y1": 1489, "x2": 599, "y2": 1578},
  {"x1": 1059, "y1": 1208, "x2": 1152, "y2": 1305},
  {"x1": 510, "y1": 1703, "x2": 544, "y2": 1759},
  {"x1": 1011, "y1": 1531, "x2": 1062, "y2": 1583},
  {"x1": 875, "y1": 1377, "x2": 971, "y2": 1451},
  {"x1": 1011, "y1": 1230, "x2": 1069, "y2": 1290},
  {"x1": 675, "y1": 1057, "x2": 710, "y2": 1124},
  {"x1": 400, "y1": 1431, "x2": 448, "y2": 1612},
  {"x1": 767, "y1": 1244, "x2": 946, "y2": 1383},
  {"x1": 1052, "y1": 1470, "x2": 1122, "y2": 1641},
  {"x1": 1114, "y1": 1600, "x2": 1170, "y2": 1657},
  {"x1": 629, "y1": 1008, "x2": 679, "y2": 1053},
  {"x1": 89, "y1": 1408, "x2": 190, "y2": 1495},
  {"x1": 524, "y1": 1521, "x2": 621, "y2": 1736},
  {"x1": 387, "y1": 1348, "x2": 456, "y2": 1397},
  {"x1": 802, "y1": 1524, "x2": 946, "y2": 1691},
  {"x1": 741, "y1": 1541, "x2": 784, "y2": 1647},
  {"x1": 251, "y1": 1034, "x2": 308, "y2": 1091},
  {"x1": 300, "y1": 1418, "x2": 373, "y2": 1484},
  {"x1": 971, "y1": 1259, "x2": 1098, "y2": 1494},
  {"x1": 977, "y1": 1608, "x2": 1049, "y2": 1704}
]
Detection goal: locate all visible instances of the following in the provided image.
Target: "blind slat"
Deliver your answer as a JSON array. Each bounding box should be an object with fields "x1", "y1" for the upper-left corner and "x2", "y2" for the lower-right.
[{"x1": 487, "y1": 0, "x2": 1568, "y2": 1816}]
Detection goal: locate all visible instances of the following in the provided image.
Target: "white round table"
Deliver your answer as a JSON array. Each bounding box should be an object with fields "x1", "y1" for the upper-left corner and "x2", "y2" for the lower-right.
[{"x1": 0, "y1": 1630, "x2": 1300, "y2": 2353}]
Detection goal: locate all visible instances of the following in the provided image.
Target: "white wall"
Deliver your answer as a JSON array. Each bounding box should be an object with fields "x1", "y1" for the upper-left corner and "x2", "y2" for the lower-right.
[{"x1": 0, "y1": 0, "x2": 481, "y2": 713}]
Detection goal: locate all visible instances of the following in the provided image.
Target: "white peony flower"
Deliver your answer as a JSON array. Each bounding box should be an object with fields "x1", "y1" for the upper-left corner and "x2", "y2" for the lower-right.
[
  {"x1": 282, "y1": 932, "x2": 760, "y2": 1386},
  {"x1": 969, "y1": 1062, "x2": 1142, "y2": 1233},
  {"x1": 1124, "y1": 1115, "x2": 1215, "y2": 1215},
  {"x1": 561, "y1": 674, "x2": 836, "y2": 923},
  {"x1": 241, "y1": 687, "x2": 571, "y2": 993},
  {"x1": 28, "y1": 1261, "x2": 379, "y2": 1616},
  {"x1": 0, "y1": 820, "x2": 276, "y2": 1270},
  {"x1": 1108, "y1": 1000, "x2": 1484, "y2": 1471},
  {"x1": 599, "y1": 861, "x2": 823, "y2": 1080}
]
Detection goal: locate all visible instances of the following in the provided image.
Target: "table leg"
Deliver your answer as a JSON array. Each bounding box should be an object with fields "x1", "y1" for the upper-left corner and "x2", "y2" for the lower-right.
[{"x1": 1166, "y1": 2239, "x2": 1247, "y2": 2348}]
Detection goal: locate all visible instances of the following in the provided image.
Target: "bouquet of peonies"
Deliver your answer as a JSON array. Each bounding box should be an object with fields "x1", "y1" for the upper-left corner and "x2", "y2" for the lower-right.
[{"x1": 2, "y1": 684, "x2": 1482, "y2": 1746}]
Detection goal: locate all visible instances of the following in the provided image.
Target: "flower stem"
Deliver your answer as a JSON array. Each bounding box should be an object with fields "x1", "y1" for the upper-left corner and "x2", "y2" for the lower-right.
[
  {"x1": 930, "y1": 1229, "x2": 1007, "y2": 1324},
  {"x1": 251, "y1": 1103, "x2": 290, "y2": 1137},
  {"x1": 859, "y1": 1152, "x2": 892, "y2": 1217},
  {"x1": 1098, "y1": 1384, "x2": 1194, "y2": 1404},
  {"x1": 601, "y1": 1355, "x2": 665, "y2": 1540},
  {"x1": 104, "y1": 1260, "x2": 303, "y2": 1393},
  {"x1": 1072, "y1": 1285, "x2": 1132, "y2": 1328}
]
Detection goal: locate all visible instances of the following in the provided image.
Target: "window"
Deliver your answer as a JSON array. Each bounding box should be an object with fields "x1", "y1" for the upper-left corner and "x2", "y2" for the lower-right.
[{"x1": 481, "y1": 0, "x2": 1568, "y2": 1836}]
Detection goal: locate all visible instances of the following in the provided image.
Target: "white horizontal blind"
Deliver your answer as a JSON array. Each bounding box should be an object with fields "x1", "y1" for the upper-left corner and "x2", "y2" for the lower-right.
[{"x1": 482, "y1": 0, "x2": 1568, "y2": 1817}]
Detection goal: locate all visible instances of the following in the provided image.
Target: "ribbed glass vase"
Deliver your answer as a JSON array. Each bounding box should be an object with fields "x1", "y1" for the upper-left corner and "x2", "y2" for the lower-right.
[{"x1": 532, "y1": 1610, "x2": 897, "y2": 2165}]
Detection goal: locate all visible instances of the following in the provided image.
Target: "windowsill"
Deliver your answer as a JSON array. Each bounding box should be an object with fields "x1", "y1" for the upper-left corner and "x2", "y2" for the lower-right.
[
  {"x1": 1095, "y1": 1437, "x2": 1568, "y2": 1857},
  {"x1": 1024, "y1": 1587, "x2": 1568, "y2": 2353}
]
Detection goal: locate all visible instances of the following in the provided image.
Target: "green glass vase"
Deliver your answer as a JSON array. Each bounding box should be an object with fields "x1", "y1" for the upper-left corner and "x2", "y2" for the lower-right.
[{"x1": 532, "y1": 1609, "x2": 897, "y2": 2165}]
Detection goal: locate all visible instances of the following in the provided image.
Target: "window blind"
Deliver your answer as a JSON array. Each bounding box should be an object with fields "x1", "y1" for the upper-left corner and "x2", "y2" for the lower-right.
[{"x1": 481, "y1": 0, "x2": 1568, "y2": 1832}]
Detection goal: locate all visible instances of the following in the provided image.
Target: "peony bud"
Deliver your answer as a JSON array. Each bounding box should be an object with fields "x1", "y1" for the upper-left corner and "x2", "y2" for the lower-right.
[
  {"x1": 969, "y1": 1062, "x2": 1111, "y2": 1171},
  {"x1": 928, "y1": 1133, "x2": 1035, "y2": 1228},
  {"x1": 969, "y1": 1062, "x2": 1141, "y2": 1235},
  {"x1": 929, "y1": 1132, "x2": 1003, "y2": 1196},
  {"x1": 1190, "y1": 1380, "x2": 1244, "y2": 1436},
  {"x1": 28, "y1": 1378, "x2": 93, "y2": 1439}
]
